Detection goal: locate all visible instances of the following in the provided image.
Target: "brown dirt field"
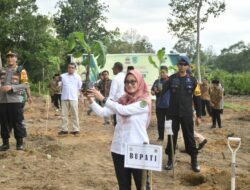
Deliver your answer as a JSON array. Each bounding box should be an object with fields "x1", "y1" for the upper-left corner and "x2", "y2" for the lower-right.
[{"x1": 0, "y1": 96, "x2": 249, "y2": 190}]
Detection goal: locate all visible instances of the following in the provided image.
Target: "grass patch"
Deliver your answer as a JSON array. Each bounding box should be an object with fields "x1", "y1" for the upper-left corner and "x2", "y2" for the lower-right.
[{"x1": 224, "y1": 102, "x2": 250, "y2": 111}]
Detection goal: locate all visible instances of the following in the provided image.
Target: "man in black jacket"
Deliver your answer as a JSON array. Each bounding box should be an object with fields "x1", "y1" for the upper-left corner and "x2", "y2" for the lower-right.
[{"x1": 163, "y1": 55, "x2": 202, "y2": 172}]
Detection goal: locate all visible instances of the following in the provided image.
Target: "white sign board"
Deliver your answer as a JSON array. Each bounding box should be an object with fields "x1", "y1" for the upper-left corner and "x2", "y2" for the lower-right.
[{"x1": 124, "y1": 144, "x2": 162, "y2": 171}]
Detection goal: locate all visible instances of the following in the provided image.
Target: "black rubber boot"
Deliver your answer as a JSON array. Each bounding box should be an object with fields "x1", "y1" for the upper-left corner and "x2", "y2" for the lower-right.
[
  {"x1": 16, "y1": 138, "x2": 24, "y2": 150},
  {"x1": 0, "y1": 139, "x2": 10, "y2": 151},
  {"x1": 198, "y1": 139, "x2": 208, "y2": 150},
  {"x1": 191, "y1": 156, "x2": 200, "y2": 172},
  {"x1": 165, "y1": 156, "x2": 173, "y2": 170}
]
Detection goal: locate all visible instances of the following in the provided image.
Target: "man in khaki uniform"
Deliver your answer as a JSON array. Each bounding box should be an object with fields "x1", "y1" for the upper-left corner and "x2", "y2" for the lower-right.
[
  {"x1": 210, "y1": 79, "x2": 223, "y2": 128},
  {"x1": 0, "y1": 51, "x2": 30, "y2": 151},
  {"x1": 200, "y1": 78, "x2": 212, "y2": 117},
  {"x1": 97, "y1": 70, "x2": 112, "y2": 125}
]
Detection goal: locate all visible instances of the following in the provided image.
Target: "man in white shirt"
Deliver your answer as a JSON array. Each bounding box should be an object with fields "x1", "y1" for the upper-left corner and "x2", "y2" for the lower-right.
[
  {"x1": 109, "y1": 62, "x2": 125, "y2": 126},
  {"x1": 59, "y1": 63, "x2": 82, "y2": 135}
]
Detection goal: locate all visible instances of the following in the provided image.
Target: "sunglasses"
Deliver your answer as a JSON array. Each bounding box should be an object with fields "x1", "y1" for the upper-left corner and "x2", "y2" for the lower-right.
[{"x1": 124, "y1": 80, "x2": 137, "y2": 86}]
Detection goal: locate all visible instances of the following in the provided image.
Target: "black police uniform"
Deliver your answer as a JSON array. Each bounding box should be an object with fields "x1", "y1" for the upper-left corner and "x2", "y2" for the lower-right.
[{"x1": 163, "y1": 72, "x2": 202, "y2": 171}]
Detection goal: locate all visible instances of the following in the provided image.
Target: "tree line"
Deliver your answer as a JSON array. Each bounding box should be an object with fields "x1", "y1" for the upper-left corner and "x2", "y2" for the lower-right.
[
  {"x1": 0, "y1": 0, "x2": 249, "y2": 95},
  {"x1": 0, "y1": 0, "x2": 154, "y2": 85}
]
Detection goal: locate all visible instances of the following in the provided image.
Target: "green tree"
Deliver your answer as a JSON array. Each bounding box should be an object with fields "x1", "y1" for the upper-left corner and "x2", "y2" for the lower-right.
[
  {"x1": 168, "y1": 0, "x2": 226, "y2": 82},
  {"x1": 0, "y1": 0, "x2": 67, "y2": 84},
  {"x1": 173, "y1": 34, "x2": 196, "y2": 60},
  {"x1": 54, "y1": 0, "x2": 109, "y2": 41},
  {"x1": 106, "y1": 28, "x2": 154, "y2": 53},
  {"x1": 68, "y1": 31, "x2": 107, "y2": 83},
  {"x1": 221, "y1": 41, "x2": 248, "y2": 55}
]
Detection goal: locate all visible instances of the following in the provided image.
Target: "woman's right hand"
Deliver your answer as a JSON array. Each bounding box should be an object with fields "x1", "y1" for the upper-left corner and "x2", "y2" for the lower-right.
[
  {"x1": 85, "y1": 90, "x2": 95, "y2": 104},
  {"x1": 89, "y1": 88, "x2": 105, "y2": 102}
]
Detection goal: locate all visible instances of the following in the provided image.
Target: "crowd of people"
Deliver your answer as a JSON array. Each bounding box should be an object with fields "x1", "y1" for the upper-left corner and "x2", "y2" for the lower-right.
[{"x1": 0, "y1": 51, "x2": 225, "y2": 190}]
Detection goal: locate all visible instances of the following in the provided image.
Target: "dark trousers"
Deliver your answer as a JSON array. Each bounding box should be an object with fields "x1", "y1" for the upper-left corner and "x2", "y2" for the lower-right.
[
  {"x1": 156, "y1": 108, "x2": 169, "y2": 140},
  {"x1": 0, "y1": 103, "x2": 27, "y2": 139},
  {"x1": 113, "y1": 114, "x2": 117, "y2": 127},
  {"x1": 51, "y1": 95, "x2": 54, "y2": 103},
  {"x1": 54, "y1": 94, "x2": 61, "y2": 109},
  {"x1": 112, "y1": 152, "x2": 142, "y2": 190},
  {"x1": 212, "y1": 108, "x2": 221, "y2": 127},
  {"x1": 165, "y1": 116, "x2": 197, "y2": 158},
  {"x1": 201, "y1": 99, "x2": 212, "y2": 116}
]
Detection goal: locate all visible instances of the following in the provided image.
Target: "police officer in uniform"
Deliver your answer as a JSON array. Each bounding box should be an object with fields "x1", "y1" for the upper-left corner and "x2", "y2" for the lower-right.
[
  {"x1": 0, "y1": 51, "x2": 29, "y2": 151},
  {"x1": 163, "y1": 55, "x2": 202, "y2": 172}
]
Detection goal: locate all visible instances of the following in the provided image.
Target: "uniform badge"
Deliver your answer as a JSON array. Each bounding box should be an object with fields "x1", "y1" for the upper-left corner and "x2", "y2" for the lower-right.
[{"x1": 140, "y1": 101, "x2": 147, "y2": 108}]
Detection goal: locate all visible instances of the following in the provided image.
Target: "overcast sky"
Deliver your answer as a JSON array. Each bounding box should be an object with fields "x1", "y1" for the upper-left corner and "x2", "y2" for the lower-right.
[{"x1": 36, "y1": 0, "x2": 250, "y2": 54}]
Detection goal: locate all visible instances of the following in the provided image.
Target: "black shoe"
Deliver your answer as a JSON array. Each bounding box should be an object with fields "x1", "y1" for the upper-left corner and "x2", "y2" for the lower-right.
[
  {"x1": 70, "y1": 131, "x2": 80, "y2": 135},
  {"x1": 219, "y1": 126, "x2": 222, "y2": 128},
  {"x1": 58, "y1": 131, "x2": 68, "y2": 135},
  {"x1": 87, "y1": 110, "x2": 91, "y2": 116},
  {"x1": 0, "y1": 144, "x2": 10, "y2": 151},
  {"x1": 211, "y1": 125, "x2": 216, "y2": 129},
  {"x1": 198, "y1": 139, "x2": 208, "y2": 150},
  {"x1": 16, "y1": 138, "x2": 24, "y2": 151},
  {"x1": 0, "y1": 139, "x2": 10, "y2": 151},
  {"x1": 165, "y1": 160, "x2": 173, "y2": 170},
  {"x1": 16, "y1": 144, "x2": 24, "y2": 150},
  {"x1": 191, "y1": 156, "x2": 200, "y2": 172}
]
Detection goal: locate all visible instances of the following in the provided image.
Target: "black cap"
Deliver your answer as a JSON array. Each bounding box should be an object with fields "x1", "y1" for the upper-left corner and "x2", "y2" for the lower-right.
[
  {"x1": 160, "y1": 65, "x2": 168, "y2": 71},
  {"x1": 178, "y1": 55, "x2": 190, "y2": 65},
  {"x1": 212, "y1": 79, "x2": 219, "y2": 84}
]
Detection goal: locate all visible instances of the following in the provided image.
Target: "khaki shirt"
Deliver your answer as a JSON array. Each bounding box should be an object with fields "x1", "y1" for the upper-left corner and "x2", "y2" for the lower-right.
[
  {"x1": 0, "y1": 66, "x2": 29, "y2": 103},
  {"x1": 98, "y1": 79, "x2": 112, "y2": 98},
  {"x1": 210, "y1": 87, "x2": 223, "y2": 109},
  {"x1": 200, "y1": 83, "x2": 210, "y2": 100}
]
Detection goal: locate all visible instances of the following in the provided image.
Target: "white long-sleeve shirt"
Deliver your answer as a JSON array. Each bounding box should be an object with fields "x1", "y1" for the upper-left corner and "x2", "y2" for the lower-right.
[
  {"x1": 109, "y1": 72, "x2": 125, "y2": 101},
  {"x1": 61, "y1": 73, "x2": 82, "y2": 101},
  {"x1": 90, "y1": 98, "x2": 150, "y2": 155}
]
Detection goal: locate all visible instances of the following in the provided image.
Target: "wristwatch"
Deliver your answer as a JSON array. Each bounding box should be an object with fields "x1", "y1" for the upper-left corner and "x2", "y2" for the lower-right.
[{"x1": 102, "y1": 97, "x2": 107, "y2": 104}]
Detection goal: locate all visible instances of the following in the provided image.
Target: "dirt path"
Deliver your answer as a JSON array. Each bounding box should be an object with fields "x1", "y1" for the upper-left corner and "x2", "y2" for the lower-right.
[{"x1": 0, "y1": 96, "x2": 249, "y2": 190}]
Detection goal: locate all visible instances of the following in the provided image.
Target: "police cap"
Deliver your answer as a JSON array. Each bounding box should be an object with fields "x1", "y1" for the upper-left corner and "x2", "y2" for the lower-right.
[{"x1": 178, "y1": 55, "x2": 190, "y2": 65}]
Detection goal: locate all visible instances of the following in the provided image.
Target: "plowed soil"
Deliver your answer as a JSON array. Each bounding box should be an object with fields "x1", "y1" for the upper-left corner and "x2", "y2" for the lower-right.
[{"x1": 0, "y1": 96, "x2": 249, "y2": 190}]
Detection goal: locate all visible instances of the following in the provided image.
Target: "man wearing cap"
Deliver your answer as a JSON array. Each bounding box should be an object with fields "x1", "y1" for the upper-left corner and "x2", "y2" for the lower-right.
[
  {"x1": 109, "y1": 62, "x2": 125, "y2": 126},
  {"x1": 151, "y1": 65, "x2": 170, "y2": 141},
  {"x1": 210, "y1": 79, "x2": 223, "y2": 128},
  {"x1": 0, "y1": 51, "x2": 30, "y2": 151},
  {"x1": 163, "y1": 55, "x2": 202, "y2": 172}
]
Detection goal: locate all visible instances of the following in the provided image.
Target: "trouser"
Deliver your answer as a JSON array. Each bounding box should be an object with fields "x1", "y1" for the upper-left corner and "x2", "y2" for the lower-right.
[
  {"x1": 201, "y1": 100, "x2": 212, "y2": 116},
  {"x1": 0, "y1": 103, "x2": 27, "y2": 139},
  {"x1": 165, "y1": 116, "x2": 198, "y2": 158},
  {"x1": 212, "y1": 108, "x2": 221, "y2": 127},
  {"x1": 113, "y1": 114, "x2": 117, "y2": 127},
  {"x1": 156, "y1": 108, "x2": 169, "y2": 140},
  {"x1": 61, "y1": 100, "x2": 80, "y2": 132},
  {"x1": 51, "y1": 95, "x2": 55, "y2": 103},
  {"x1": 54, "y1": 94, "x2": 61, "y2": 109},
  {"x1": 112, "y1": 152, "x2": 142, "y2": 190}
]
